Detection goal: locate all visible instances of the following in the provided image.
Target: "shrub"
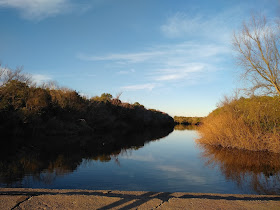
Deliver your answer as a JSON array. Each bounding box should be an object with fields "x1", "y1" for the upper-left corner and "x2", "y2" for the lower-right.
[
  {"x1": 0, "y1": 70, "x2": 174, "y2": 136},
  {"x1": 197, "y1": 96, "x2": 280, "y2": 153}
]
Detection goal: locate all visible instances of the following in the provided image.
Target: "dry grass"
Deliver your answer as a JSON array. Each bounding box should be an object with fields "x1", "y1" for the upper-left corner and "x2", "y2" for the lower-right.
[{"x1": 197, "y1": 96, "x2": 280, "y2": 153}]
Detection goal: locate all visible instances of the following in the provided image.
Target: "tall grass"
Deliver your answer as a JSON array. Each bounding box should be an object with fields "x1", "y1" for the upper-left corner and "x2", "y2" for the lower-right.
[{"x1": 197, "y1": 96, "x2": 280, "y2": 153}]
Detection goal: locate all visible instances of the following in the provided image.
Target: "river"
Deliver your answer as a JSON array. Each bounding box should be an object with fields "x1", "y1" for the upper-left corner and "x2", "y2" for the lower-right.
[{"x1": 1, "y1": 127, "x2": 280, "y2": 195}]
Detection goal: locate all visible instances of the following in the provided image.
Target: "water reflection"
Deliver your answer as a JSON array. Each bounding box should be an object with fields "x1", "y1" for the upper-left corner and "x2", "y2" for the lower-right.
[
  {"x1": 0, "y1": 127, "x2": 173, "y2": 187},
  {"x1": 199, "y1": 144, "x2": 280, "y2": 194},
  {"x1": 3, "y1": 128, "x2": 280, "y2": 194}
]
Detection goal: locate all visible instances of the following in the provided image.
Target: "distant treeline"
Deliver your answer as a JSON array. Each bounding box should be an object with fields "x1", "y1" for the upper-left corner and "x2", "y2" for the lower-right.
[
  {"x1": 0, "y1": 67, "x2": 174, "y2": 136},
  {"x1": 174, "y1": 116, "x2": 203, "y2": 125}
]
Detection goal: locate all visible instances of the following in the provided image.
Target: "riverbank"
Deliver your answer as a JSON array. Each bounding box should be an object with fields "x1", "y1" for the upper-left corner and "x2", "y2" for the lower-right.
[
  {"x1": 0, "y1": 69, "x2": 174, "y2": 137},
  {"x1": 198, "y1": 96, "x2": 280, "y2": 153},
  {"x1": 1, "y1": 188, "x2": 280, "y2": 209}
]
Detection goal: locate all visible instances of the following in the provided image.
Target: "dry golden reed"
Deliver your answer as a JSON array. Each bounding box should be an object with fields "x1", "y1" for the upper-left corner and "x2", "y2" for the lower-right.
[{"x1": 197, "y1": 96, "x2": 280, "y2": 153}]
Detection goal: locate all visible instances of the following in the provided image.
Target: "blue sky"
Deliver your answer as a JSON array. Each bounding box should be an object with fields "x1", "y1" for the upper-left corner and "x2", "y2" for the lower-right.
[{"x1": 0, "y1": 0, "x2": 279, "y2": 117}]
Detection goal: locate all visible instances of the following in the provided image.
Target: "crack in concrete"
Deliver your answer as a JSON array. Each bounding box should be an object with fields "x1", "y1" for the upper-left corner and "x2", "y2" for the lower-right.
[
  {"x1": 11, "y1": 195, "x2": 33, "y2": 210},
  {"x1": 154, "y1": 200, "x2": 164, "y2": 209},
  {"x1": 155, "y1": 197, "x2": 170, "y2": 209}
]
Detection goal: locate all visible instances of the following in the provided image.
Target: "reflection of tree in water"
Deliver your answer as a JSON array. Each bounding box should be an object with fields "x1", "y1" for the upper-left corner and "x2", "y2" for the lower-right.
[
  {"x1": 199, "y1": 144, "x2": 280, "y2": 194},
  {"x1": 0, "y1": 144, "x2": 83, "y2": 186},
  {"x1": 0, "y1": 126, "x2": 173, "y2": 186}
]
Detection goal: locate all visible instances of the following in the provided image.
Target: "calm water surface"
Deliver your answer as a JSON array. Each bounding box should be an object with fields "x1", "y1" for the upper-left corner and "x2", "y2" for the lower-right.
[{"x1": 1, "y1": 128, "x2": 280, "y2": 194}]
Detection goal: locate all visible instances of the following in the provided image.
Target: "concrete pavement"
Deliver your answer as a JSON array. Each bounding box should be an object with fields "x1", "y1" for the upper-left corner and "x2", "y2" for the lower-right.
[{"x1": 1, "y1": 188, "x2": 280, "y2": 209}]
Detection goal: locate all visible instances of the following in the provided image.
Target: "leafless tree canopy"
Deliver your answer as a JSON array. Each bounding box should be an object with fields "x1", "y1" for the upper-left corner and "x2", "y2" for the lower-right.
[
  {"x1": 233, "y1": 15, "x2": 280, "y2": 95},
  {"x1": 0, "y1": 64, "x2": 32, "y2": 86}
]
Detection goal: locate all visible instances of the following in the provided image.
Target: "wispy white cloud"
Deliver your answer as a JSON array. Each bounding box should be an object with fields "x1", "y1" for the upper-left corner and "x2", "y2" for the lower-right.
[
  {"x1": 121, "y1": 83, "x2": 156, "y2": 91},
  {"x1": 78, "y1": 42, "x2": 228, "y2": 64},
  {"x1": 153, "y1": 63, "x2": 205, "y2": 81},
  {"x1": 160, "y1": 10, "x2": 241, "y2": 42},
  {"x1": 79, "y1": 42, "x2": 229, "y2": 86},
  {"x1": 32, "y1": 73, "x2": 52, "y2": 84},
  {"x1": 161, "y1": 13, "x2": 204, "y2": 38},
  {"x1": 117, "y1": 69, "x2": 135, "y2": 75},
  {"x1": 0, "y1": 0, "x2": 76, "y2": 20},
  {"x1": 77, "y1": 51, "x2": 166, "y2": 64},
  {"x1": 78, "y1": 25, "x2": 231, "y2": 91}
]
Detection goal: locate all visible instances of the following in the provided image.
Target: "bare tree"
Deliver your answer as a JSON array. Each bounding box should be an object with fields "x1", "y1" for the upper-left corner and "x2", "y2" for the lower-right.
[
  {"x1": 0, "y1": 64, "x2": 32, "y2": 86},
  {"x1": 40, "y1": 80, "x2": 59, "y2": 90},
  {"x1": 233, "y1": 15, "x2": 280, "y2": 95},
  {"x1": 115, "y1": 91, "x2": 123, "y2": 100}
]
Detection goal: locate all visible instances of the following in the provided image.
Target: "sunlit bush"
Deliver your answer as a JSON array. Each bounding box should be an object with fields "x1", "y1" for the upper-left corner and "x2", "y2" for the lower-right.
[{"x1": 197, "y1": 96, "x2": 280, "y2": 153}]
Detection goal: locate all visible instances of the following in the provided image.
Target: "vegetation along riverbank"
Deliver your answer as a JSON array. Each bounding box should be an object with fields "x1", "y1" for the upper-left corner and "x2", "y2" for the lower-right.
[
  {"x1": 0, "y1": 67, "x2": 174, "y2": 137},
  {"x1": 197, "y1": 96, "x2": 280, "y2": 153},
  {"x1": 174, "y1": 116, "x2": 203, "y2": 125}
]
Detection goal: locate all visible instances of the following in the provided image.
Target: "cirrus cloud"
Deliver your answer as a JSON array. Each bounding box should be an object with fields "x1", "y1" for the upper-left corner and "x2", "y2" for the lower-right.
[
  {"x1": 121, "y1": 83, "x2": 157, "y2": 91},
  {"x1": 32, "y1": 73, "x2": 52, "y2": 84},
  {"x1": 160, "y1": 9, "x2": 242, "y2": 43},
  {"x1": 0, "y1": 0, "x2": 74, "y2": 20},
  {"x1": 153, "y1": 63, "x2": 205, "y2": 81},
  {"x1": 78, "y1": 41, "x2": 229, "y2": 89}
]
